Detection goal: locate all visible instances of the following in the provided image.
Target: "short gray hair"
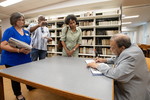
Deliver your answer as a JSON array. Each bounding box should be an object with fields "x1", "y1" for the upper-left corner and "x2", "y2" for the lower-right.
[
  {"x1": 10, "y1": 12, "x2": 24, "y2": 26},
  {"x1": 38, "y1": 15, "x2": 45, "y2": 20},
  {"x1": 110, "y1": 33, "x2": 131, "y2": 48}
]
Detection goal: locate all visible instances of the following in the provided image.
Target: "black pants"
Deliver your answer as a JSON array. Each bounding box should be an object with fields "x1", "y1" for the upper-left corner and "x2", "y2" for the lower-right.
[{"x1": 5, "y1": 64, "x2": 34, "y2": 96}]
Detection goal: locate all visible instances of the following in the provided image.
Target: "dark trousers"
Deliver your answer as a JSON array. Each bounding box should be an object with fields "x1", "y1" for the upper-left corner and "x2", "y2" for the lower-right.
[
  {"x1": 30, "y1": 48, "x2": 47, "y2": 61},
  {"x1": 5, "y1": 64, "x2": 33, "y2": 96}
]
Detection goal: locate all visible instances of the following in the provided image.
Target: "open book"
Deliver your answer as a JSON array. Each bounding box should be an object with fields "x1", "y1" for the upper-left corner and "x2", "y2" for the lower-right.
[
  {"x1": 85, "y1": 59, "x2": 103, "y2": 76},
  {"x1": 8, "y1": 37, "x2": 32, "y2": 50}
]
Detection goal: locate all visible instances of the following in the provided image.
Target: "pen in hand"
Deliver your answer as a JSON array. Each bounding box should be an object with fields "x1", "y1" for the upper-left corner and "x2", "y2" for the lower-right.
[
  {"x1": 94, "y1": 49, "x2": 99, "y2": 63},
  {"x1": 95, "y1": 57, "x2": 99, "y2": 63}
]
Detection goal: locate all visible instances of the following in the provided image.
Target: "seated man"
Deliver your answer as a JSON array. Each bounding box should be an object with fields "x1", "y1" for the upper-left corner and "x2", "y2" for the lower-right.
[{"x1": 87, "y1": 33, "x2": 150, "y2": 100}]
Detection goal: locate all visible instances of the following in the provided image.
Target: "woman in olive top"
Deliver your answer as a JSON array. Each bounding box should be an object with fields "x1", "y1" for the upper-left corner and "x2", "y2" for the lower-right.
[{"x1": 60, "y1": 14, "x2": 82, "y2": 57}]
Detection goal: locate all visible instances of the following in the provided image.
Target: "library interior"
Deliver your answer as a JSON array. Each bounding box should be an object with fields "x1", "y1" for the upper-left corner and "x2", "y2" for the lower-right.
[{"x1": 0, "y1": 0, "x2": 150, "y2": 100}]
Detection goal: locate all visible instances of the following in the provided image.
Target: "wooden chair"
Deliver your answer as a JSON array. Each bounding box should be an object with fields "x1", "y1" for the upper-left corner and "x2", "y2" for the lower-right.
[
  {"x1": 137, "y1": 44, "x2": 142, "y2": 48},
  {"x1": 141, "y1": 44, "x2": 148, "y2": 57},
  {"x1": 146, "y1": 57, "x2": 150, "y2": 71},
  {"x1": 146, "y1": 45, "x2": 150, "y2": 57}
]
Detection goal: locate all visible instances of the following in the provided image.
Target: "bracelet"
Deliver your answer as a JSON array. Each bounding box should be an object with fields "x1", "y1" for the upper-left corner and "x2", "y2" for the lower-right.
[
  {"x1": 73, "y1": 48, "x2": 75, "y2": 51},
  {"x1": 17, "y1": 49, "x2": 20, "y2": 53}
]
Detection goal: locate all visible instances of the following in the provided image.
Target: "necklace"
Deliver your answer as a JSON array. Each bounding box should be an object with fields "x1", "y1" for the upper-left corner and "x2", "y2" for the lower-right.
[
  {"x1": 14, "y1": 26, "x2": 24, "y2": 36},
  {"x1": 17, "y1": 29, "x2": 24, "y2": 35}
]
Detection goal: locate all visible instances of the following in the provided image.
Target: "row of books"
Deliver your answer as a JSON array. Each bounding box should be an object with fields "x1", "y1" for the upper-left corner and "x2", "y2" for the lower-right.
[
  {"x1": 48, "y1": 40, "x2": 55, "y2": 45},
  {"x1": 102, "y1": 39, "x2": 110, "y2": 45},
  {"x1": 96, "y1": 47, "x2": 114, "y2": 55},
  {"x1": 47, "y1": 53, "x2": 55, "y2": 58},
  {"x1": 97, "y1": 21, "x2": 119, "y2": 25},
  {"x1": 96, "y1": 30, "x2": 118, "y2": 35},
  {"x1": 25, "y1": 20, "x2": 37, "y2": 24},
  {"x1": 50, "y1": 32, "x2": 62, "y2": 37},
  {"x1": 96, "y1": 39, "x2": 110, "y2": 45},
  {"x1": 51, "y1": 30, "x2": 117, "y2": 36},
  {"x1": 82, "y1": 30, "x2": 94, "y2": 36},
  {"x1": 80, "y1": 12, "x2": 94, "y2": 17},
  {"x1": 82, "y1": 39, "x2": 94, "y2": 45},
  {"x1": 57, "y1": 22, "x2": 65, "y2": 28},
  {"x1": 50, "y1": 30, "x2": 118, "y2": 37},
  {"x1": 78, "y1": 21, "x2": 94, "y2": 26},
  {"x1": 79, "y1": 10, "x2": 119, "y2": 17},
  {"x1": 50, "y1": 32, "x2": 56, "y2": 37},
  {"x1": 47, "y1": 39, "x2": 109, "y2": 45},
  {"x1": 57, "y1": 31, "x2": 62, "y2": 36},
  {"x1": 80, "y1": 47, "x2": 94, "y2": 54},
  {"x1": 47, "y1": 46, "x2": 55, "y2": 52},
  {"x1": 47, "y1": 25, "x2": 56, "y2": 28},
  {"x1": 102, "y1": 10, "x2": 119, "y2": 15},
  {"x1": 102, "y1": 48, "x2": 114, "y2": 55},
  {"x1": 79, "y1": 56, "x2": 93, "y2": 58},
  {"x1": 51, "y1": 30, "x2": 118, "y2": 36}
]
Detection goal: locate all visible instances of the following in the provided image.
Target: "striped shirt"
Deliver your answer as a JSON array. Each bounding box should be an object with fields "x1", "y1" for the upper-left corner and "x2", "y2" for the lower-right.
[{"x1": 27, "y1": 23, "x2": 50, "y2": 50}]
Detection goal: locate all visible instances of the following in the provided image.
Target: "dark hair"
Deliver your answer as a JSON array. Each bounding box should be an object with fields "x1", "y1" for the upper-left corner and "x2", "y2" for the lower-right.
[
  {"x1": 110, "y1": 33, "x2": 131, "y2": 49},
  {"x1": 64, "y1": 14, "x2": 77, "y2": 25},
  {"x1": 10, "y1": 12, "x2": 24, "y2": 26}
]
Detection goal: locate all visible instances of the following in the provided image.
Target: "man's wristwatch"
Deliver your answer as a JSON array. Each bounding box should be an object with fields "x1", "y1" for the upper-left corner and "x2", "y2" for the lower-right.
[{"x1": 73, "y1": 48, "x2": 75, "y2": 51}]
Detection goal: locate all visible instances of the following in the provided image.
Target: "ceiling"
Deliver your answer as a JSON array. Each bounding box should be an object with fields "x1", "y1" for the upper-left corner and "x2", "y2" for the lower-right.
[
  {"x1": 0, "y1": 0, "x2": 150, "y2": 28},
  {"x1": 122, "y1": 0, "x2": 150, "y2": 27},
  {"x1": 0, "y1": 0, "x2": 68, "y2": 18}
]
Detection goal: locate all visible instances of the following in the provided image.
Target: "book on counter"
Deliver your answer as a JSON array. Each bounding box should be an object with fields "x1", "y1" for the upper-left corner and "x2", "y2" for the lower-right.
[
  {"x1": 85, "y1": 59, "x2": 103, "y2": 76},
  {"x1": 8, "y1": 37, "x2": 32, "y2": 50}
]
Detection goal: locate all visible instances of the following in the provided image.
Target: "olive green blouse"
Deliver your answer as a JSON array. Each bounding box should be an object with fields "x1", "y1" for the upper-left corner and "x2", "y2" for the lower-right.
[{"x1": 60, "y1": 26, "x2": 82, "y2": 57}]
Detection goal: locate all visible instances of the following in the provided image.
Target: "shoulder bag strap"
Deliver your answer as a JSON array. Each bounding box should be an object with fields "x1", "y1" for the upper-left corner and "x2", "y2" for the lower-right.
[
  {"x1": 65, "y1": 27, "x2": 69, "y2": 40},
  {"x1": 65, "y1": 27, "x2": 68, "y2": 35}
]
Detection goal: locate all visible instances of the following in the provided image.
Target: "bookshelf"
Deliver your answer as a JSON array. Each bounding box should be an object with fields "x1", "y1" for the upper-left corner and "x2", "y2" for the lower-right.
[{"x1": 24, "y1": 9, "x2": 121, "y2": 58}]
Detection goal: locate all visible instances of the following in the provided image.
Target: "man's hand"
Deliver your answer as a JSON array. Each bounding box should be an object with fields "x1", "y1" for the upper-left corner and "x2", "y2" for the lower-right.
[
  {"x1": 95, "y1": 57, "x2": 107, "y2": 63},
  {"x1": 44, "y1": 37, "x2": 53, "y2": 42},
  {"x1": 38, "y1": 21, "x2": 47, "y2": 27},
  {"x1": 86, "y1": 62, "x2": 98, "y2": 69}
]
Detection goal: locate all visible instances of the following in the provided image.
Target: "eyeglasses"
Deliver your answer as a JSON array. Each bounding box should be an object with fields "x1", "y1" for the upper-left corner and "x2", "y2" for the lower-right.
[
  {"x1": 41, "y1": 27, "x2": 44, "y2": 33},
  {"x1": 17, "y1": 19, "x2": 24, "y2": 22}
]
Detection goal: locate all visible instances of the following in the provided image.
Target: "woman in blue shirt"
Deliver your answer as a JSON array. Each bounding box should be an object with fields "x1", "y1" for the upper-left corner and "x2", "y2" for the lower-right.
[{"x1": 1, "y1": 12, "x2": 34, "y2": 100}]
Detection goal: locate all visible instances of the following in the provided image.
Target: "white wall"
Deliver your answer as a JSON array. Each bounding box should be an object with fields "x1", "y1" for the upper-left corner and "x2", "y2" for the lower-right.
[
  {"x1": 146, "y1": 21, "x2": 150, "y2": 44},
  {"x1": 122, "y1": 27, "x2": 138, "y2": 43},
  {"x1": 1, "y1": 18, "x2": 11, "y2": 35},
  {"x1": 128, "y1": 31, "x2": 133, "y2": 43},
  {"x1": 123, "y1": 22, "x2": 150, "y2": 44},
  {"x1": 134, "y1": 31, "x2": 137, "y2": 43},
  {"x1": 137, "y1": 25, "x2": 144, "y2": 44}
]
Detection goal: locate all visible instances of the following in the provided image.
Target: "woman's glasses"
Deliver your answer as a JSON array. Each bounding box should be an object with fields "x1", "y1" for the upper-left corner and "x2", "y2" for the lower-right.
[{"x1": 17, "y1": 19, "x2": 24, "y2": 22}]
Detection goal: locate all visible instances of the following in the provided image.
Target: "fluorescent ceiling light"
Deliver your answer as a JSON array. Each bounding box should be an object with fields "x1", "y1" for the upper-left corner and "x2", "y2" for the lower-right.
[
  {"x1": 0, "y1": 0, "x2": 23, "y2": 7},
  {"x1": 122, "y1": 22, "x2": 132, "y2": 25},
  {"x1": 141, "y1": 22, "x2": 147, "y2": 25},
  {"x1": 122, "y1": 15, "x2": 139, "y2": 19},
  {"x1": 122, "y1": 27, "x2": 126, "y2": 28}
]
